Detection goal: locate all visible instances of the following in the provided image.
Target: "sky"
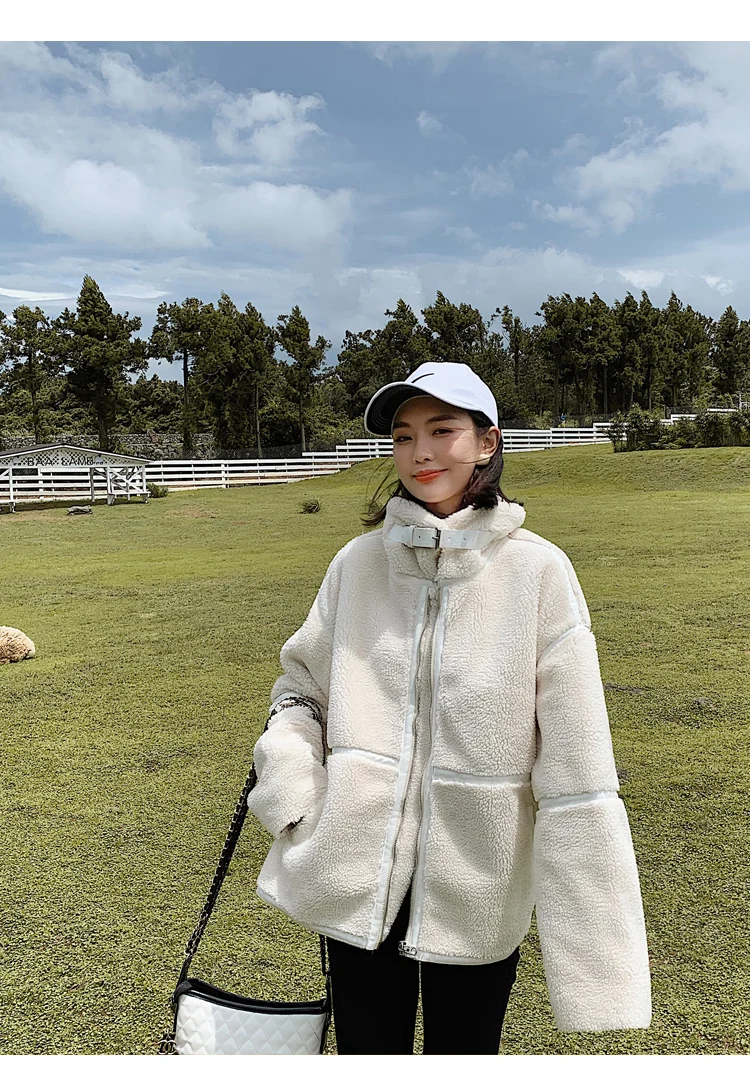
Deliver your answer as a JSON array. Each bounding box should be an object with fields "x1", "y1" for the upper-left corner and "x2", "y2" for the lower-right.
[{"x1": 2, "y1": 39, "x2": 750, "y2": 380}]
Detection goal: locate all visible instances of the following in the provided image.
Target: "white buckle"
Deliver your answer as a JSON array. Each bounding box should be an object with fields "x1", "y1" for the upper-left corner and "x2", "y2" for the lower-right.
[{"x1": 410, "y1": 526, "x2": 440, "y2": 548}]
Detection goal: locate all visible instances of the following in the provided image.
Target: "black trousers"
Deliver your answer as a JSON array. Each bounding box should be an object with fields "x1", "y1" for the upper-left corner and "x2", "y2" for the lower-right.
[{"x1": 326, "y1": 886, "x2": 521, "y2": 1055}]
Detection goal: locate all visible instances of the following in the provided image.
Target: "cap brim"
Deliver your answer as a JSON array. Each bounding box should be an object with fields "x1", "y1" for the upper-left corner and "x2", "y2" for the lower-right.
[{"x1": 364, "y1": 385, "x2": 431, "y2": 437}]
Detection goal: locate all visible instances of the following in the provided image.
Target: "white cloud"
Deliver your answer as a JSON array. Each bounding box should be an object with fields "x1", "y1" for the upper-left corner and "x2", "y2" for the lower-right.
[
  {"x1": 506, "y1": 148, "x2": 530, "y2": 168},
  {"x1": 466, "y1": 164, "x2": 512, "y2": 198},
  {"x1": 561, "y1": 43, "x2": 750, "y2": 232},
  {"x1": 509, "y1": 221, "x2": 527, "y2": 231},
  {"x1": 0, "y1": 286, "x2": 75, "y2": 303},
  {"x1": 416, "y1": 110, "x2": 446, "y2": 138},
  {"x1": 702, "y1": 274, "x2": 734, "y2": 295},
  {"x1": 551, "y1": 132, "x2": 596, "y2": 158},
  {"x1": 0, "y1": 132, "x2": 210, "y2": 249},
  {"x1": 200, "y1": 182, "x2": 354, "y2": 253},
  {"x1": 463, "y1": 148, "x2": 528, "y2": 199},
  {"x1": 443, "y1": 225, "x2": 481, "y2": 245},
  {"x1": 213, "y1": 90, "x2": 325, "y2": 166},
  {"x1": 107, "y1": 284, "x2": 170, "y2": 300},
  {"x1": 0, "y1": 43, "x2": 350, "y2": 257},
  {"x1": 531, "y1": 200, "x2": 600, "y2": 234},
  {"x1": 364, "y1": 42, "x2": 469, "y2": 72},
  {"x1": 4, "y1": 231, "x2": 748, "y2": 380},
  {"x1": 617, "y1": 268, "x2": 666, "y2": 290}
]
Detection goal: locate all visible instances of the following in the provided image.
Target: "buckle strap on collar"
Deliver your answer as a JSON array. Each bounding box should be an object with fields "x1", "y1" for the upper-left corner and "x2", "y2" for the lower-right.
[{"x1": 387, "y1": 524, "x2": 495, "y2": 549}]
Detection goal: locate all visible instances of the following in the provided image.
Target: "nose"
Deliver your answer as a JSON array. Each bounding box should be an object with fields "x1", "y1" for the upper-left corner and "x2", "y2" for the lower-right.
[{"x1": 413, "y1": 434, "x2": 435, "y2": 463}]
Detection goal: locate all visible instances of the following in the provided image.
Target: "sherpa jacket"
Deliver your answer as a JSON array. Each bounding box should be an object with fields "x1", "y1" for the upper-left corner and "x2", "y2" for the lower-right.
[{"x1": 247, "y1": 494, "x2": 652, "y2": 1033}]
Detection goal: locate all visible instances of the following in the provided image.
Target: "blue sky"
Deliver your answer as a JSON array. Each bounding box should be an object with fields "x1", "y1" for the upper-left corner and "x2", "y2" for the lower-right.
[{"x1": 2, "y1": 40, "x2": 750, "y2": 380}]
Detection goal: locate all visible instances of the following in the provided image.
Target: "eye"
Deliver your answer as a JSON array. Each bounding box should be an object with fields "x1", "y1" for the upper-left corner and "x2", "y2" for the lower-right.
[{"x1": 394, "y1": 429, "x2": 452, "y2": 442}]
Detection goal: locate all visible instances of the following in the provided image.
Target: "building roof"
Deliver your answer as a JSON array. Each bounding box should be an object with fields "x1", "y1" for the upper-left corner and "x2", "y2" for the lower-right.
[{"x1": 0, "y1": 443, "x2": 150, "y2": 465}]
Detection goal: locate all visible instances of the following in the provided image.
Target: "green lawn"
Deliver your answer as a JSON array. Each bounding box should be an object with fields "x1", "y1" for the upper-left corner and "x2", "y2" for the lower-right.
[{"x1": 1, "y1": 443, "x2": 748, "y2": 1055}]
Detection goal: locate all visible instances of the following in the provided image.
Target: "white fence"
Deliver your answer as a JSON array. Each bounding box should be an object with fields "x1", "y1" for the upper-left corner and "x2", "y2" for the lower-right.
[
  {"x1": 142, "y1": 426, "x2": 615, "y2": 492},
  {"x1": 0, "y1": 463, "x2": 147, "y2": 510},
  {"x1": 0, "y1": 412, "x2": 739, "y2": 506}
]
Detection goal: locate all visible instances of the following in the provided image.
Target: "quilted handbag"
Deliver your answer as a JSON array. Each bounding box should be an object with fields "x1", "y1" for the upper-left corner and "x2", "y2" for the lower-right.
[{"x1": 159, "y1": 759, "x2": 332, "y2": 1055}]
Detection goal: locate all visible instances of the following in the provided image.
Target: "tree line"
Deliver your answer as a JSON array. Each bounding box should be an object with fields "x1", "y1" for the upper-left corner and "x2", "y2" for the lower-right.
[{"x1": 1, "y1": 275, "x2": 749, "y2": 456}]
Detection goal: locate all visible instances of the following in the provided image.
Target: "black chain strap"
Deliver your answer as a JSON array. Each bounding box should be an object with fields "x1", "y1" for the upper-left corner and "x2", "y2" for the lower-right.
[{"x1": 159, "y1": 696, "x2": 329, "y2": 1054}]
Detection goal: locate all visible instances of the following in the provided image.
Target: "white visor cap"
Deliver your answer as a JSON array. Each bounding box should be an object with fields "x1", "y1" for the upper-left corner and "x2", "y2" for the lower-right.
[{"x1": 363, "y1": 361, "x2": 499, "y2": 437}]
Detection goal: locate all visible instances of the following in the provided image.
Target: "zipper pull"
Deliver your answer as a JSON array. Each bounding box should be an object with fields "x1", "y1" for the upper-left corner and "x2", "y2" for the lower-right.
[{"x1": 398, "y1": 941, "x2": 418, "y2": 958}]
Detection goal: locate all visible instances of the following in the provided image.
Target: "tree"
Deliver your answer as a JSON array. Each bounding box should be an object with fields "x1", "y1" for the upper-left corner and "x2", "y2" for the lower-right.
[
  {"x1": 422, "y1": 291, "x2": 487, "y2": 364},
  {"x1": 710, "y1": 306, "x2": 750, "y2": 405},
  {"x1": 276, "y1": 306, "x2": 331, "y2": 454},
  {"x1": 149, "y1": 297, "x2": 214, "y2": 456},
  {"x1": 586, "y1": 293, "x2": 619, "y2": 416},
  {"x1": 335, "y1": 300, "x2": 432, "y2": 421},
  {"x1": 376, "y1": 299, "x2": 431, "y2": 375},
  {"x1": 499, "y1": 305, "x2": 529, "y2": 392},
  {"x1": 0, "y1": 305, "x2": 61, "y2": 443},
  {"x1": 613, "y1": 293, "x2": 645, "y2": 413},
  {"x1": 238, "y1": 302, "x2": 277, "y2": 457},
  {"x1": 660, "y1": 292, "x2": 713, "y2": 411},
  {"x1": 57, "y1": 276, "x2": 146, "y2": 452},
  {"x1": 190, "y1": 293, "x2": 277, "y2": 454},
  {"x1": 123, "y1": 374, "x2": 184, "y2": 432},
  {"x1": 536, "y1": 294, "x2": 589, "y2": 421},
  {"x1": 636, "y1": 292, "x2": 662, "y2": 413}
]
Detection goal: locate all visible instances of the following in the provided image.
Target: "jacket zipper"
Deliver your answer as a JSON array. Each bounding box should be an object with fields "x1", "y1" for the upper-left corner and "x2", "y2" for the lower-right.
[
  {"x1": 399, "y1": 584, "x2": 448, "y2": 958},
  {"x1": 371, "y1": 583, "x2": 432, "y2": 948}
]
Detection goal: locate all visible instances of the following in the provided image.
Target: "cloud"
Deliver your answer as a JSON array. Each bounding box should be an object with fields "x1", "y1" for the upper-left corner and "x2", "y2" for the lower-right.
[
  {"x1": 701, "y1": 274, "x2": 734, "y2": 295},
  {"x1": 0, "y1": 132, "x2": 210, "y2": 249},
  {"x1": 213, "y1": 90, "x2": 325, "y2": 166},
  {"x1": 551, "y1": 133, "x2": 596, "y2": 159},
  {"x1": 3, "y1": 230, "x2": 747, "y2": 383},
  {"x1": 617, "y1": 268, "x2": 666, "y2": 290},
  {"x1": 531, "y1": 200, "x2": 600, "y2": 234},
  {"x1": 463, "y1": 149, "x2": 528, "y2": 199},
  {"x1": 443, "y1": 225, "x2": 481, "y2": 245},
  {"x1": 466, "y1": 164, "x2": 513, "y2": 198},
  {"x1": 0, "y1": 286, "x2": 75, "y2": 303},
  {"x1": 364, "y1": 42, "x2": 470, "y2": 72},
  {"x1": 0, "y1": 43, "x2": 350, "y2": 257},
  {"x1": 560, "y1": 43, "x2": 750, "y2": 232},
  {"x1": 416, "y1": 110, "x2": 446, "y2": 138},
  {"x1": 199, "y1": 182, "x2": 354, "y2": 253}
]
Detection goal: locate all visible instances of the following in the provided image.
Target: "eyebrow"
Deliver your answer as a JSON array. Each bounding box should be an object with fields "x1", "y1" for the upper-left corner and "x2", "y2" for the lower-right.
[{"x1": 392, "y1": 413, "x2": 460, "y2": 431}]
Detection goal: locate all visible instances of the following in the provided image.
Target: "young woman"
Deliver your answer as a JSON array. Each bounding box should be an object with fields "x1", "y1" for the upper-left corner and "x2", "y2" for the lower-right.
[{"x1": 247, "y1": 361, "x2": 652, "y2": 1055}]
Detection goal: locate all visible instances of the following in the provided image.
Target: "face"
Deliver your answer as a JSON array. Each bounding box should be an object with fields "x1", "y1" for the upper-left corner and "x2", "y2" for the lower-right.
[{"x1": 391, "y1": 395, "x2": 500, "y2": 517}]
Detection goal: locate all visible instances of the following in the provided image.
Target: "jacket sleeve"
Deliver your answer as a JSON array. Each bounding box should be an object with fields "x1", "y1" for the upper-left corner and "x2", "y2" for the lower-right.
[
  {"x1": 247, "y1": 544, "x2": 348, "y2": 842},
  {"x1": 531, "y1": 548, "x2": 652, "y2": 1033}
]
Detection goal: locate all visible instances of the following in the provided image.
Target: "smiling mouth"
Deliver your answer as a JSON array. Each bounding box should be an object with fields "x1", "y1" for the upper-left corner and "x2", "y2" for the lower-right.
[{"x1": 414, "y1": 470, "x2": 446, "y2": 480}]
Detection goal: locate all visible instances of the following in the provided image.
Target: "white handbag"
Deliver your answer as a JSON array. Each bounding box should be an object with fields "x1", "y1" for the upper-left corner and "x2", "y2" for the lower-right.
[{"x1": 159, "y1": 760, "x2": 332, "y2": 1055}]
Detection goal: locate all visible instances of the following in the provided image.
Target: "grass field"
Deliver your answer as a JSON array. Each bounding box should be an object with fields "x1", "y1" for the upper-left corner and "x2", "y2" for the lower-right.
[{"x1": 1, "y1": 442, "x2": 748, "y2": 1055}]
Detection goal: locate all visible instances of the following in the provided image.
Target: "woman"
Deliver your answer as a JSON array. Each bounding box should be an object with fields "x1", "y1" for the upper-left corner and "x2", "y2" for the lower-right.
[{"x1": 247, "y1": 361, "x2": 652, "y2": 1055}]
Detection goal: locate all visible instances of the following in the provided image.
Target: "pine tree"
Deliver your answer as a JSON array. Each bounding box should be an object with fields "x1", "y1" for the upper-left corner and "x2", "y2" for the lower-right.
[
  {"x1": 58, "y1": 276, "x2": 145, "y2": 452},
  {"x1": 0, "y1": 305, "x2": 61, "y2": 443},
  {"x1": 276, "y1": 306, "x2": 331, "y2": 454},
  {"x1": 149, "y1": 297, "x2": 214, "y2": 456},
  {"x1": 238, "y1": 302, "x2": 276, "y2": 458}
]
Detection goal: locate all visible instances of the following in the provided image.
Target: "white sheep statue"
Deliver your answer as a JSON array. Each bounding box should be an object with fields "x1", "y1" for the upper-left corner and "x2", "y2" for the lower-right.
[{"x1": 0, "y1": 627, "x2": 36, "y2": 664}]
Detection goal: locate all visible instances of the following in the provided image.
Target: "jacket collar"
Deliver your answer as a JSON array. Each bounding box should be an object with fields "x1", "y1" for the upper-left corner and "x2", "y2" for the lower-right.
[{"x1": 382, "y1": 494, "x2": 526, "y2": 582}]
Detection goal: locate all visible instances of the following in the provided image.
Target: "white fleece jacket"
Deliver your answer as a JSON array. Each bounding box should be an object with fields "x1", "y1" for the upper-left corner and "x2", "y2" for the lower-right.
[{"x1": 247, "y1": 494, "x2": 652, "y2": 1033}]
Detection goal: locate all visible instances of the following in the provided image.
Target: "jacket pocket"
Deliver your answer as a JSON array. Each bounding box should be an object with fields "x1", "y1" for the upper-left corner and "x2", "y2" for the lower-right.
[
  {"x1": 247, "y1": 750, "x2": 328, "y2": 841},
  {"x1": 417, "y1": 773, "x2": 536, "y2": 960},
  {"x1": 259, "y1": 749, "x2": 400, "y2": 941}
]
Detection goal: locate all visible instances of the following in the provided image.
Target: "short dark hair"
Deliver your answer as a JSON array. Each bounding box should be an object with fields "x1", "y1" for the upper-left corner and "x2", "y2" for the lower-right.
[{"x1": 360, "y1": 408, "x2": 523, "y2": 530}]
